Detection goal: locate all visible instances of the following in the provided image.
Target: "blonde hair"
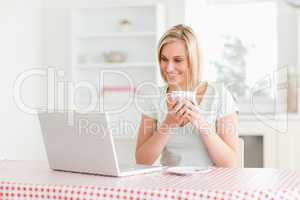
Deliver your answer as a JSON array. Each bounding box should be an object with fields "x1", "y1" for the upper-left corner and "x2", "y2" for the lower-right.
[{"x1": 157, "y1": 24, "x2": 203, "y2": 89}]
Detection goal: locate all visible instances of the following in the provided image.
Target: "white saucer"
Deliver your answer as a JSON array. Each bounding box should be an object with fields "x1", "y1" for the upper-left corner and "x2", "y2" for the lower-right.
[{"x1": 166, "y1": 166, "x2": 213, "y2": 176}]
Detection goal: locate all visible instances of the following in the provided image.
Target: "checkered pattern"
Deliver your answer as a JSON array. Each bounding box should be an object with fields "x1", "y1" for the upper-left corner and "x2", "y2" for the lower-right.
[
  {"x1": 0, "y1": 161, "x2": 300, "y2": 200},
  {"x1": 1, "y1": 181, "x2": 300, "y2": 200}
]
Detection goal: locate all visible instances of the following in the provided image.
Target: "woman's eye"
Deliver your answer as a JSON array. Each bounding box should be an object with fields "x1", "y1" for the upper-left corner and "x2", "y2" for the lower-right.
[
  {"x1": 161, "y1": 57, "x2": 168, "y2": 62},
  {"x1": 174, "y1": 59, "x2": 182, "y2": 63}
]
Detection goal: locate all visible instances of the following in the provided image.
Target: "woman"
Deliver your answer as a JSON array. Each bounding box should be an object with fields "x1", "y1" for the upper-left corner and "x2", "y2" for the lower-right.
[{"x1": 135, "y1": 24, "x2": 239, "y2": 168}]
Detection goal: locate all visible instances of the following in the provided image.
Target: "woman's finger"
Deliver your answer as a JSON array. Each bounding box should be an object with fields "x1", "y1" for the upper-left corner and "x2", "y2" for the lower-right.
[
  {"x1": 167, "y1": 97, "x2": 176, "y2": 109},
  {"x1": 182, "y1": 99, "x2": 197, "y2": 111},
  {"x1": 183, "y1": 112, "x2": 192, "y2": 122},
  {"x1": 178, "y1": 115, "x2": 189, "y2": 127},
  {"x1": 176, "y1": 104, "x2": 187, "y2": 117},
  {"x1": 186, "y1": 96, "x2": 196, "y2": 106},
  {"x1": 184, "y1": 107, "x2": 199, "y2": 119},
  {"x1": 173, "y1": 99, "x2": 185, "y2": 113}
]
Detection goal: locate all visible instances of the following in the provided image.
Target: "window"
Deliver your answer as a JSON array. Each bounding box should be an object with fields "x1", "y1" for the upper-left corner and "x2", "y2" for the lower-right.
[{"x1": 186, "y1": 1, "x2": 279, "y2": 114}]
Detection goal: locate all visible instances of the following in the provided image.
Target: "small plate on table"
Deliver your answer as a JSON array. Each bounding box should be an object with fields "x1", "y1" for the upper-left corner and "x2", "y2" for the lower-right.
[{"x1": 165, "y1": 166, "x2": 213, "y2": 176}]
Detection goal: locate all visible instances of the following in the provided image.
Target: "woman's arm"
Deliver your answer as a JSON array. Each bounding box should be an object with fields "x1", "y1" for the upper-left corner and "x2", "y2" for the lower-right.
[
  {"x1": 135, "y1": 115, "x2": 171, "y2": 165},
  {"x1": 199, "y1": 113, "x2": 239, "y2": 167},
  {"x1": 181, "y1": 99, "x2": 239, "y2": 167}
]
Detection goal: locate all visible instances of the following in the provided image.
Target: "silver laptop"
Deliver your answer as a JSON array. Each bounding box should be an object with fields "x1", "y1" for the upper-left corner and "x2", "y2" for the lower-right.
[{"x1": 38, "y1": 111, "x2": 164, "y2": 177}]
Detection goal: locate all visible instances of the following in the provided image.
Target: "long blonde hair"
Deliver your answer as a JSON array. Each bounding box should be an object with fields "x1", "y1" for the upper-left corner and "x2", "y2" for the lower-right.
[{"x1": 157, "y1": 24, "x2": 203, "y2": 89}]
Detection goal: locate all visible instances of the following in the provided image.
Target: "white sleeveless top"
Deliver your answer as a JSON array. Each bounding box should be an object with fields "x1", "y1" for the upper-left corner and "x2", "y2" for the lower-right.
[{"x1": 137, "y1": 82, "x2": 239, "y2": 167}]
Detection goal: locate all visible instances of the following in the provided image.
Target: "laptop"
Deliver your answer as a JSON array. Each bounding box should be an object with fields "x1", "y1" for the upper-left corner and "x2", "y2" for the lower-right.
[{"x1": 38, "y1": 111, "x2": 165, "y2": 177}]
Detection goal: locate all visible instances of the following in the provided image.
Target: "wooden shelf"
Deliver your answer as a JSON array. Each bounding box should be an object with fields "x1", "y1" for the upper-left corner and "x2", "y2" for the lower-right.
[
  {"x1": 76, "y1": 62, "x2": 156, "y2": 69},
  {"x1": 77, "y1": 32, "x2": 156, "y2": 39}
]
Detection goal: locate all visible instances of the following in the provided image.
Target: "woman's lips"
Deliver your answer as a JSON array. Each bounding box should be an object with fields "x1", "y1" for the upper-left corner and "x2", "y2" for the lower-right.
[{"x1": 167, "y1": 74, "x2": 178, "y2": 79}]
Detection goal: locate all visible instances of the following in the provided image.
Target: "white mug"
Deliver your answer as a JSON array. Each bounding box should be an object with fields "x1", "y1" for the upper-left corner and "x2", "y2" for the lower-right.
[{"x1": 169, "y1": 91, "x2": 196, "y2": 103}]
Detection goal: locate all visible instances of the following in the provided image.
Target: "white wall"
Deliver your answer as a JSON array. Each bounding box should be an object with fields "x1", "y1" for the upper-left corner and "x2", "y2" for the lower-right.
[{"x1": 0, "y1": 0, "x2": 46, "y2": 160}]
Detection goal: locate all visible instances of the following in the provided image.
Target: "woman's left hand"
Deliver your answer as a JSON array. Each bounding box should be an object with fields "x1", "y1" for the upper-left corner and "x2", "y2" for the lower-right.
[{"x1": 181, "y1": 98, "x2": 212, "y2": 135}]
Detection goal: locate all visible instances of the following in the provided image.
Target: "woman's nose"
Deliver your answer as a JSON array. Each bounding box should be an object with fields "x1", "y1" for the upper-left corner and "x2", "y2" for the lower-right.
[{"x1": 166, "y1": 62, "x2": 175, "y2": 72}]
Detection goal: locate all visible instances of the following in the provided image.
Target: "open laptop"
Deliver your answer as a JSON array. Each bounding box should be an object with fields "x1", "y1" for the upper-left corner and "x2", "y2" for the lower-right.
[{"x1": 38, "y1": 111, "x2": 165, "y2": 177}]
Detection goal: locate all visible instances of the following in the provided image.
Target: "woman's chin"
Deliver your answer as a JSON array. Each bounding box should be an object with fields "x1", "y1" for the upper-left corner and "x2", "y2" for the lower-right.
[
  {"x1": 167, "y1": 80, "x2": 183, "y2": 88},
  {"x1": 167, "y1": 79, "x2": 178, "y2": 85}
]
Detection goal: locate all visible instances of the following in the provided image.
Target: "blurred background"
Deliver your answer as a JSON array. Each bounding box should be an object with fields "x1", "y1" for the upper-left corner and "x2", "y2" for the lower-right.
[{"x1": 1, "y1": 0, "x2": 300, "y2": 169}]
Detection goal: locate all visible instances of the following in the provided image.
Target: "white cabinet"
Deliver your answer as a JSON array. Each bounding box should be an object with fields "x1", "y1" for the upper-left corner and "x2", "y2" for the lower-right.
[{"x1": 69, "y1": 3, "x2": 165, "y2": 137}]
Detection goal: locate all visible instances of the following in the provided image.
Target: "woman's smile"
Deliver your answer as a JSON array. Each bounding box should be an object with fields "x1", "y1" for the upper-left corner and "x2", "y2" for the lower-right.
[{"x1": 167, "y1": 73, "x2": 180, "y2": 80}]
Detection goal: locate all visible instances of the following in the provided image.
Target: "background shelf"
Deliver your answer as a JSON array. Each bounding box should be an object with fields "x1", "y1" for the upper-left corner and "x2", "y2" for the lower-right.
[
  {"x1": 77, "y1": 32, "x2": 157, "y2": 39},
  {"x1": 75, "y1": 62, "x2": 157, "y2": 69},
  {"x1": 70, "y1": 3, "x2": 165, "y2": 133}
]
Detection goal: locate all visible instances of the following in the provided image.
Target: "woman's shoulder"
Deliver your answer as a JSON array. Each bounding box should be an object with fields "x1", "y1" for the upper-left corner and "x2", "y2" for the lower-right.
[
  {"x1": 158, "y1": 84, "x2": 168, "y2": 94},
  {"x1": 204, "y1": 81, "x2": 239, "y2": 117}
]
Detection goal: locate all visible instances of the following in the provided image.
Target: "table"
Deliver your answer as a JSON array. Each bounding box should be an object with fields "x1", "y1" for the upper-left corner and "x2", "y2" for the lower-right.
[{"x1": 0, "y1": 160, "x2": 300, "y2": 200}]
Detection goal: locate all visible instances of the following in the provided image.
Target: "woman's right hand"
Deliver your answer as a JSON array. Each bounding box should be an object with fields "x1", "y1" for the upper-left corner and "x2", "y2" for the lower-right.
[{"x1": 164, "y1": 95, "x2": 189, "y2": 128}]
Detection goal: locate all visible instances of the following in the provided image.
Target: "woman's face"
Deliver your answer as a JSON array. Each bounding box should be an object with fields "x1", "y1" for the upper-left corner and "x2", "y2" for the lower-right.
[{"x1": 159, "y1": 39, "x2": 190, "y2": 89}]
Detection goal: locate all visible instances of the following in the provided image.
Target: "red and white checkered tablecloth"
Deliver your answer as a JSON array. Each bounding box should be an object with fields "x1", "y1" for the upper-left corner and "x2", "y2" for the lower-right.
[{"x1": 0, "y1": 160, "x2": 300, "y2": 200}]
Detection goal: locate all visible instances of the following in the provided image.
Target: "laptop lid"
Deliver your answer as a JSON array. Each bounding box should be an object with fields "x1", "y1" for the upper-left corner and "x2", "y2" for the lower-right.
[{"x1": 38, "y1": 111, "x2": 121, "y2": 176}]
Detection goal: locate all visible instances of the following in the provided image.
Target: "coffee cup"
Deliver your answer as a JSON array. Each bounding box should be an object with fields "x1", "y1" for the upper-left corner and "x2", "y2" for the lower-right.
[{"x1": 169, "y1": 91, "x2": 196, "y2": 103}]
